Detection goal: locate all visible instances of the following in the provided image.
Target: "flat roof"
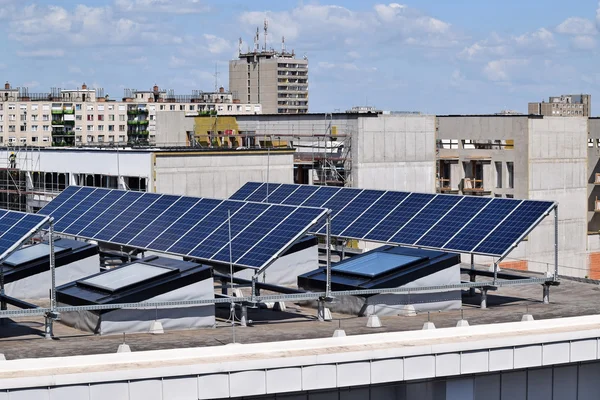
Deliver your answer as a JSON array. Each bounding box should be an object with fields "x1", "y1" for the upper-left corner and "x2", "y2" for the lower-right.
[{"x1": 1, "y1": 268, "x2": 597, "y2": 360}]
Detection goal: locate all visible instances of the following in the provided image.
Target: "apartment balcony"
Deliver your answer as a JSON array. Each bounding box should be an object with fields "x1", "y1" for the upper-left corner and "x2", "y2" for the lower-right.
[
  {"x1": 63, "y1": 109, "x2": 74, "y2": 114},
  {"x1": 51, "y1": 109, "x2": 64, "y2": 115},
  {"x1": 51, "y1": 120, "x2": 64, "y2": 126},
  {"x1": 462, "y1": 178, "x2": 491, "y2": 195},
  {"x1": 437, "y1": 178, "x2": 459, "y2": 194}
]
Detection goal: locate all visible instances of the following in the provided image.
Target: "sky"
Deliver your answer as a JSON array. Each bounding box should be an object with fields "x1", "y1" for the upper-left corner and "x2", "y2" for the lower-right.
[{"x1": 1, "y1": 0, "x2": 599, "y2": 114}]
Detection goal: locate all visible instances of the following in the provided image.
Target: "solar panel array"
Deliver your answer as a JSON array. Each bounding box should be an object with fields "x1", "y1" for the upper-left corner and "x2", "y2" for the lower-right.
[
  {"x1": 230, "y1": 182, "x2": 555, "y2": 257},
  {"x1": 39, "y1": 186, "x2": 327, "y2": 270},
  {"x1": 0, "y1": 210, "x2": 49, "y2": 261}
]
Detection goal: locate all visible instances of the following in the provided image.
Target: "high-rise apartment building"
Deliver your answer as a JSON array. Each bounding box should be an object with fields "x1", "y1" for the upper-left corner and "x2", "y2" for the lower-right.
[
  {"x1": 0, "y1": 83, "x2": 261, "y2": 147},
  {"x1": 229, "y1": 24, "x2": 308, "y2": 114},
  {"x1": 528, "y1": 94, "x2": 591, "y2": 116}
]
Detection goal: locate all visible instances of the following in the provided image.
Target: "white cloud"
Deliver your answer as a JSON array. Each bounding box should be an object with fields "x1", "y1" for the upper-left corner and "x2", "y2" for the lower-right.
[
  {"x1": 572, "y1": 35, "x2": 596, "y2": 50},
  {"x1": 483, "y1": 59, "x2": 529, "y2": 82},
  {"x1": 16, "y1": 49, "x2": 65, "y2": 58},
  {"x1": 23, "y1": 80, "x2": 39, "y2": 88},
  {"x1": 168, "y1": 55, "x2": 187, "y2": 68},
  {"x1": 460, "y1": 28, "x2": 554, "y2": 61},
  {"x1": 203, "y1": 34, "x2": 232, "y2": 54},
  {"x1": 556, "y1": 17, "x2": 597, "y2": 35},
  {"x1": 346, "y1": 51, "x2": 361, "y2": 59},
  {"x1": 115, "y1": 0, "x2": 209, "y2": 14}
]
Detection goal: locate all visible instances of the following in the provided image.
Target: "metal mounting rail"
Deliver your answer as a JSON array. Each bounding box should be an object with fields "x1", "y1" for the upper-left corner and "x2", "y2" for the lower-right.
[{"x1": 0, "y1": 277, "x2": 555, "y2": 319}]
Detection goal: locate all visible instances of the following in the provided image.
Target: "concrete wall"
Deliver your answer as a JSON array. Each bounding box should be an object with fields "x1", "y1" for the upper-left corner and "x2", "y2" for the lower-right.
[
  {"x1": 353, "y1": 114, "x2": 436, "y2": 192},
  {"x1": 153, "y1": 111, "x2": 194, "y2": 146},
  {"x1": 437, "y1": 116, "x2": 529, "y2": 198},
  {"x1": 153, "y1": 151, "x2": 294, "y2": 199},
  {"x1": 527, "y1": 117, "x2": 588, "y2": 277}
]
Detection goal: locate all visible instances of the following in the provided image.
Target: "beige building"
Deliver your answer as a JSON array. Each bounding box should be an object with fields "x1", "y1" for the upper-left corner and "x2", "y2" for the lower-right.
[
  {"x1": 528, "y1": 94, "x2": 590, "y2": 117},
  {"x1": 229, "y1": 48, "x2": 308, "y2": 114},
  {"x1": 0, "y1": 83, "x2": 261, "y2": 147}
]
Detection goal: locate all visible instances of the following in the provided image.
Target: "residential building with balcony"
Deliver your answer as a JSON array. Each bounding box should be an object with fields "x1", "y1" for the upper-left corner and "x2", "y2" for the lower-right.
[
  {"x1": 528, "y1": 94, "x2": 591, "y2": 117},
  {"x1": 0, "y1": 82, "x2": 262, "y2": 147}
]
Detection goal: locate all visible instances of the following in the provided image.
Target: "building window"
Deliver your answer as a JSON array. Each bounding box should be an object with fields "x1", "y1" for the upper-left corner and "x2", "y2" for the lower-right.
[
  {"x1": 0, "y1": 115, "x2": 3, "y2": 122},
  {"x1": 119, "y1": 115, "x2": 126, "y2": 121},
  {"x1": 87, "y1": 105, "x2": 94, "y2": 111},
  {"x1": 75, "y1": 104, "x2": 82, "y2": 111},
  {"x1": 87, "y1": 135, "x2": 93, "y2": 143},
  {"x1": 98, "y1": 135, "x2": 104, "y2": 142},
  {"x1": 108, "y1": 125, "x2": 114, "y2": 131},
  {"x1": 160, "y1": 105, "x2": 165, "y2": 110},
  {"x1": 0, "y1": 126, "x2": 3, "y2": 132},
  {"x1": 42, "y1": 136, "x2": 50, "y2": 142},
  {"x1": 31, "y1": 105, "x2": 38, "y2": 111},
  {"x1": 109, "y1": 115, "x2": 115, "y2": 121},
  {"x1": 87, "y1": 125, "x2": 94, "y2": 132},
  {"x1": 119, "y1": 125, "x2": 126, "y2": 131},
  {"x1": 109, "y1": 135, "x2": 114, "y2": 142},
  {"x1": 108, "y1": 105, "x2": 114, "y2": 111},
  {"x1": 98, "y1": 115, "x2": 104, "y2": 121},
  {"x1": 76, "y1": 136, "x2": 82, "y2": 142},
  {"x1": 43, "y1": 114, "x2": 49, "y2": 121},
  {"x1": 119, "y1": 135, "x2": 125, "y2": 142},
  {"x1": 8, "y1": 137, "x2": 16, "y2": 143},
  {"x1": 9, "y1": 114, "x2": 15, "y2": 121},
  {"x1": 189, "y1": 105, "x2": 195, "y2": 111},
  {"x1": 87, "y1": 115, "x2": 94, "y2": 121},
  {"x1": 31, "y1": 136, "x2": 38, "y2": 142},
  {"x1": 42, "y1": 105, "x2": 49, "y2": 111},
  {"x1": 8, "y1": 125, "x2": 15, "y2": 132},
  {"x1": 76, "y1": 115, "x2": 82, "y2": 121},
  {"x1": 20, "y1": 114, "x2": 26, "y2": 121},
  {"x1": 31, "y1": 125, "x2": 38, "y2": 132},
  {"x1": 31, "y1": 114, "x2": 38, "y2": 121},
  {"x1": 149, "y1": 115, "x2": 154, "y2": 120},
  {"x1": 170, "y1": 105, "x2": 175, "y2": 111},
  {"x1": 98, "y1": 125, "x2": 104, "y2": 131},
  {"x1": 118, "y1": 105, "x2": 126, "y2": 111},
  {"x1": 43, "y1": 125, "x2": 49, "y2": 131},
  {"x1": 19, "y1": 137, "x2": 26, "y2": 144},
  {"x1": 76, "y1": 126, "x2": 82, "y2": 131},
  {"x1": 495, "y1": 162, "x2": 502, "y2": 188},
  {"x1": 180, "y1": 105, "x2": 185, "y2": 111},
  {"x1": 507, "y1": 162, "x2": 514, "y2": 189},
  {"x1": 8, "y1": 104, "x2": 15, "y2": 110}
]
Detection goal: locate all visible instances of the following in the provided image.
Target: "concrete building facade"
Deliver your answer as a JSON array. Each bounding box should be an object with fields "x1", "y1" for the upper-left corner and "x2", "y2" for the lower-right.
[
  {"x1": 437, "y1": 115, "x2": 588, "y2": 277},
  {"x1": 0, "y1": 83, "x2": 261, "y2": 147},
  {"x1": 528, "y1": 94, "x2": 590, "y2": 117},
  {"x1": 229, "y1": 51, "x2": 308, "y2": 114}
]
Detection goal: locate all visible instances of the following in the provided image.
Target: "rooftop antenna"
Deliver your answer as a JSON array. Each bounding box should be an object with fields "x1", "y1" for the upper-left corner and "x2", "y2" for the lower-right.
[
  {"x1": 254, "y1": 27, "x2": 259, "y2": 52},
  {"x1": 238, "y1": 37, "x2": 242, "y2": 56},
  {"x1": 213, "y1": 63, "x2": 220, "y2": 93},
  {"x1": 282, "y1": 36, "x2": 285, "y2": 53},
  {"x1": 264, "y1": 19, "x2": 268, "y2": 51}
]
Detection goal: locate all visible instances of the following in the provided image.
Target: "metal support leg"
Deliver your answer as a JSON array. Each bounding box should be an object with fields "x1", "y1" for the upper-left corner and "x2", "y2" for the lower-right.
[
  {"x1": 480, "y1": 289, "x2": 488, "y2": 309},
  {"x1": 469, "y1": 253, "x2": 476, "y2": 297},
  {"x1": 492, "y1": 262, "x2": 498, "y2": 285},
  {"x1": 251, "y1": 275, "x2": 257, "y2": 303},
  {"x1": 44, "y1": 315, "x2": 53, "y2": 339},
  {"x1": 317, "y1": 300, "x2": 324, "y2": 322},
  {"x1": 554, "y1": 207, "x2": 559, "y2": 280},
  {"x1": 325, "y1": 212, "x2": 332, "y2": 299},
  {"x1": 240, "y1": 305, "x2": 248, "y2": 327},
  {"x1": 543, "y1": 284, "x2": 550, "y2": 304},
  {"x1": 46, "y1": 221, "x2": 56, "y2": 339}
]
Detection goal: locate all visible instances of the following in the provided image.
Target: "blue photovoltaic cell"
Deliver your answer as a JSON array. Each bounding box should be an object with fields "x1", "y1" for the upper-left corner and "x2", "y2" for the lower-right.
[
  {"x1": 281, "y1": 185, "x2": 320, "y2": 205},
  {"x1": 40, "y1": 186, "x2": 326, "y2": 269},
  {"x1": 366, "y1": 193, "x2": 435, "y2": 242},
  {"x1": 474, "y1": 201, "x2": 554, "y2": 255},
  {"x1": 332, "y1": 252, "x2": 423, "y2": 278},
  {"x1": 416, "y1": 197, "x2": 492, "y2": 248},
  {"x1": 63, "y1": 190, "x2": 128, "y2": 236},
  {"x1": 246, "y1": 183, "x2": 283, "y2": 202},
  {"x1": 38, "y1": 186, "x2": 80, "y2": 216},
  {"x1": 390, "y1": 195, "x2": 462, "y2": 245},
  {"x1": 0, "y1": 212, "x2": 48, "y2": 259},
  {"x1": 236, "y1": 207, "x2": 324, "y2": 267},
  {"x1": 54, "y1": 188, "x2": 103, "y2": 232},
  {"x1": 77, "y1": 191, "x2": 144, "y2": 238},
  {"x1": 149, "y1": 198, "x2": 222, "y2": 251},
  {"x1": 302, "y1": 186, "x2": 341, "y2": 208},
  {"x1": 175, "y1": 201, "x2": 262, "y2": 257},
  {"x1": 339, "y1": 191, "x2": 410, "y2": 239},
  {"x1": 445, "y1": 198, "x2": 521, "y2": 252},
  {"x1": 111, "y1": 195, "x2": 181, "y2": 245},
  {"x1": 211, "y1": 206, "x2": 293, "y2": 263},
  {"x1": 229, "y1": 182, "x2": 555, "y2": 257},
  {"x1": 262, "y1": 184, "x2": 299, "y2": 204},
  {"x1": 128, "y1": 197, "x2": 200, "y2": 248},
  {"x1": 325, "y1": 190, "x2": 386, "y2": 235},
  {"x1": 229, "y1": 182, "x2": 262, "y2": 200}
]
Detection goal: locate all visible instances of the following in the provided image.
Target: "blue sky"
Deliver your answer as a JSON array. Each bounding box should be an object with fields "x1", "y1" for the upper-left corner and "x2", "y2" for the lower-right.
[{"x1": 1, "y1": 0, "x2": 599, "y2": 114}]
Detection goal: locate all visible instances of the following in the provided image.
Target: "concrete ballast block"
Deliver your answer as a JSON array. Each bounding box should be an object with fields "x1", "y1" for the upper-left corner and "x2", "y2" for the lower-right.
[
  {"x1": 367, "y1": 315, "x2": 382, "y2": 328},
  {"x1": 521, "y1": 314, "x2": 534, "y2": 322},
  {"x1": 117, "y1": 344, "x2": 131, "y2": 353},
  {"x1": 0, "y1": 354, "x2": 5, "y2": 361},
  {"x1": 332, "y1": 329, "x2": 346, "y2": 337},
  {"x1": 422, "y1": 321, "x2": 436, "y2": 330},
  {"x1": 149, "y1": 320, "x2": 164, "y2": 334},
  {"x1": 323, "y1": 308, "x2": 333, "y2": 321},
  {"x1": 456, "y1": 319, "x2": 469, "y2": 328},
  {"x1": 401, "y1": 305, "x2": 416, "y2": 317}
]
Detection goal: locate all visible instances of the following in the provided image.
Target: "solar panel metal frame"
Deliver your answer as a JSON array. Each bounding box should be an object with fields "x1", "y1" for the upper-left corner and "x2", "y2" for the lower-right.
[
  {"x1": 0, "y1": 210, "x2": 50, "y2": 262},
  {"x1": 39, "y1": 186, "x2": 328, "y2": 271},
  {"x1": 230, "y1": 182, "x2": 557, "y2": 258}
]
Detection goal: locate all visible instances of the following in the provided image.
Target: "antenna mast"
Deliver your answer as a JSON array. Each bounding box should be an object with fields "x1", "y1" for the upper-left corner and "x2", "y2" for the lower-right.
[
  {"x1": 254, "y1": 27, "x2": 259, "y2": 52},
  {"x1": 213, "y1": 63, "x2": 220, "y2": 92},
  {"x1": 282, "y1": 36, "x2": 285, "y2": 53},
  {"x1": 238, "y1": 37, "x2": 242, "y2": 56},
  {"x1": 264, "y1": 19, "x2": 268, "y2": 51}
]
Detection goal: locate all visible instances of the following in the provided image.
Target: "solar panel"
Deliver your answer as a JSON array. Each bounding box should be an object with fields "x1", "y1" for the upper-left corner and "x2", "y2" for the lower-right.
[
  {"x1": 3, "y1": 243, "x2": 69, "y2": 267},
  {"x1": 79, "y1": 262, "x2": 175, "y2": 292},
  {"x1": 0, "y1": 210, "x2": 49, "y2": 261},
  {"x1": 332, "y1": 252, "x2": 424, "y2": 278},
  {"x1": 39, "y1": 186, "x2": 327, "y2": 270},
  {"x1": 230, "y1": 182, "x2": 555, "y2": 257}
]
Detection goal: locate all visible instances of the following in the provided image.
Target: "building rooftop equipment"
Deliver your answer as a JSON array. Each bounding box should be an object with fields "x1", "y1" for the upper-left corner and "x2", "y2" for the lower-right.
[
  {"x1": 230, "y1": 182, "x2": 555, "y2": 258},
  {"x1": 0, "y1": 210, "x2": 49, "y2": 261},
  {"x1": 298, "y1": 246, "x2": 460, "y2": 292},
  {"x1": 38, "y1": 186, "x2": 327, "y2": 271},
  {"x1": 57, "y1": 255, "x2": 214, "y2": 335}
]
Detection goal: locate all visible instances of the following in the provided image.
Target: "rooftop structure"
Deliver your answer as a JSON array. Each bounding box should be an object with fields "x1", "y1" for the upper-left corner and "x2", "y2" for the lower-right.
[
  {"x1": 528, "y1": 94, "x2": 590, "y2": 116},
  {"x1": 229, "y1": 21, "x2": 308, "y2": 114}
]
